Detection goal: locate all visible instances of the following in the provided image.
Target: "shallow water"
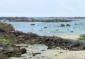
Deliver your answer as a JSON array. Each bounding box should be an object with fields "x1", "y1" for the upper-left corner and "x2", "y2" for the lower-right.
[{"x1": 7, "y1": 19, "x2": 85, "y2": 36}]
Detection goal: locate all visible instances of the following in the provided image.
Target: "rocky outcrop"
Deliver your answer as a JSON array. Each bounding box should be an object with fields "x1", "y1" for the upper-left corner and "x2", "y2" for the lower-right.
[
  {"x1": 0, "y1": 42, "x2": 26, "y2": 59},
  {"x1": 60, "y1": 24, "x2": 65, "y2": 27},
  {"x1": 0, "y1": 23, "x2": 27, "y2": 59},
  {"x1": 24, "y1": 36, "x2": 85, "y2": 50},
  {"x1": 0, "y1": 22, "x2": 15, "y2": 32}
]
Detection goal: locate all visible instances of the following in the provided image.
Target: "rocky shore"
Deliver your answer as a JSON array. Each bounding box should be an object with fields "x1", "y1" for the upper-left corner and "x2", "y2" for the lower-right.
[{"x1": 0, "y1": 22, "x2": 85, "y2": 59}]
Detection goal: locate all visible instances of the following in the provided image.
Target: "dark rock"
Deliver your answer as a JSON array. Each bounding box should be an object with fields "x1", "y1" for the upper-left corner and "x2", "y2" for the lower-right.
[
  {"x1": 44, "y1": 26, "x2": 48, "y2": 28},
  {"x1": 75, "y1": 24, "x2": 78, "y2": 25},
  {"x1": 60, "y1": 24, "x2": 65, "y2": 27},
  {"x1": 0, "y1": 54, "x2": 8, "y2": 59},
  {"x1": 20, "y1": 48, "x2": 26, "y2": 54},
  {"x1": 27, "y1": 33, "x2": 39, "y2": 38},
  {"x1": 0, "y1": 29, "x2": 6, "y2": 32},
  {"x1": 66, "y1": 24, "x2": 70, "y2": 27},
  {"x1": 71, "y1": 31, "x2": 73, "y2": 32},
  {"x1": 0, "y1": 42, "x2": 25, "y2": 58},
  {"x1": 32, "y1": 53, "x2": 41, "y2": 56},
  {"x1": 11, "y1": 31, "x2": 27, "y2": 36},
  {"x1": 34, "y1": 36, "x2": 85, "y2": 50},
  {"x1": 30, "y1": 24, "x2": 35, "y2": 25}
]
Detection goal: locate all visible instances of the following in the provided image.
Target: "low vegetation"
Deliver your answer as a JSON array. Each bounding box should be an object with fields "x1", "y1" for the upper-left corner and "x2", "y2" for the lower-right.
[
  {"x1": 78, "y1": 34, "x2": 85, "y2": 40},
  {"x1": 78, "y1": 37, "x2": 85, "y2": 40}
]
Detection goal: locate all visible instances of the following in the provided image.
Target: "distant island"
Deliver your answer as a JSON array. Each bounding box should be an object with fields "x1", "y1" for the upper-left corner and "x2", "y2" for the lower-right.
[{"x1": 0, "y1": 17, "x2": 73, "y2": 22}]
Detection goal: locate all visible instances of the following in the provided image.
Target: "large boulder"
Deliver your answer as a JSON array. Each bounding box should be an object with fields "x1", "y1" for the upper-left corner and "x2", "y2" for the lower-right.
[
  {"x1": 0, "y1": 42, "x2": 26, "y2": 58},
  {"x1": 0, "y1": 22, "x2": 15, "y2": 32}
]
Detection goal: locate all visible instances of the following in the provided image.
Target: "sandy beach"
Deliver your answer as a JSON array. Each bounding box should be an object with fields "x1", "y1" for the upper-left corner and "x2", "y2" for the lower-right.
[
  {"x1": 10, "y1": 34, "x2": 83, "y2": 59},
  {"x1": 56, "y1": 34, "x2": 80, "y2": 39},
  {"x1": 56, "y1": 50, "x2": 85, "y2": 59},
  {"x1": 10, "y1": 44, "x2": 85, "y2": 59}
]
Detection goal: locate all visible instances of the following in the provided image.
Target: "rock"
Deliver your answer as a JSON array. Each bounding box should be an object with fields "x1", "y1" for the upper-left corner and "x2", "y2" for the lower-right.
[
  {"x1": 75, "y1": 24, "x2": 78, "y2": 25},
  {"x1": 3, "y1": 45, "x2": 14, "y2": 52},
  {"x1": 0, "y1": 22, "x2": 15, "y2": 32},
  {"x1": 44, "y1": 26, "x2": 48, "y2": 28},
  {"x1": 32, "y1": 53, "x2": 41, "y2": 56},
  {"x1": 20, "y1": 48, "x2": 26, "y2": 54},
  {"x1": 66, "y1": 24, "x2": 70, "y2": 27},
  {"x1": 30, "y1": 24, "x2": 35, "y2": 26},
  {"x1": 0, "y1": 43, "x2": 25, "y2": 58},
  {"x1": 12, "y1": 31, "x2": 27, "y2": 36},
  {"x1": 60, "y1": 24, "x2": 65, "y2": 27},
  {"x1": 0, "y1": 54, "x2": 8, "y2": 59},
  {"x1": 0, "y1": 47, "x2": 3, "y2": 51},
  {"x1": 27, "y1": 32, "x2": 39, "y2": 39},
  {"x1": 71, "y1": 31, "x2": 73, "y2": 32},
  {"x1": 33, "y1": 36, "x2": 85, "y2": 50}
]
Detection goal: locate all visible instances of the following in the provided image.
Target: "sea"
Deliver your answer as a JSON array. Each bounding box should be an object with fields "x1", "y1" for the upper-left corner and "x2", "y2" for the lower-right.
[{"x1": 6, "y1": 19, "x2": 85, "y2": 36}]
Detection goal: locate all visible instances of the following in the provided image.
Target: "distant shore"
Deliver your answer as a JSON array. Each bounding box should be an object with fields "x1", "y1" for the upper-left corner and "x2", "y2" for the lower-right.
[{"x1": 0, "y1": 17, "x2": 73, "y2": 22}]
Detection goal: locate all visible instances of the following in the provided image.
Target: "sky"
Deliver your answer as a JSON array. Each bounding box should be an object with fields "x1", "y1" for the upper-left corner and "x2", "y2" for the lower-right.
[{"x1": 0, "y1": 0, "x2": 85, "y2": 17}]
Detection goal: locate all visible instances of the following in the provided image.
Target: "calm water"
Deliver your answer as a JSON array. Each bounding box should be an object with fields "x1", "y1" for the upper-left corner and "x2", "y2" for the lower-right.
[{"x1": 7, "y1": 19, "x2": 85, "y2": 36}]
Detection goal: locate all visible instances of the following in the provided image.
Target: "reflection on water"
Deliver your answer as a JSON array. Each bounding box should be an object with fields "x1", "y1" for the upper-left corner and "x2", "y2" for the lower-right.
[{"x1": 7, "y1": 19, "x2": 85, "y2": 36}]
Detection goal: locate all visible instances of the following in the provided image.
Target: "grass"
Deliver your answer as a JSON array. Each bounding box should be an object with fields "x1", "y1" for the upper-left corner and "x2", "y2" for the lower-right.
[
  {"x1": 78, "y1": 37, "x2": 85, "y2": 40},
  {"x1": 0, "y1": 36, "x2": 17, "y2": 44},
  {"x1": 78, "y1": 34, "x2": 85, "y2": 40},
  {"x1": 0, "y1": 37, "x2": 9, "y2": 43}
]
